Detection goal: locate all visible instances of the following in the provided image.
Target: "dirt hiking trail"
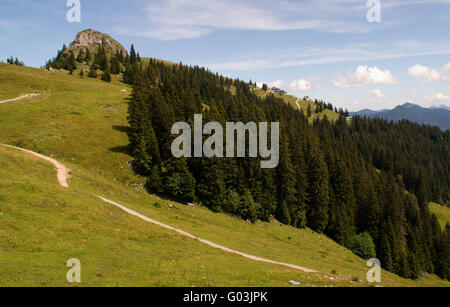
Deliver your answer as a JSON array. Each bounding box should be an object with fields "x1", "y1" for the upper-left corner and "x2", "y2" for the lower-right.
[
  {"x1": 1, "y1": 143, "x2": 319, "y2": 274},
  {"x1": 0, "y1": 144, "x2": 70, "y2": 187},
  {"x1": 0, "y1": 94, "x2": 39, "y2": 104}
]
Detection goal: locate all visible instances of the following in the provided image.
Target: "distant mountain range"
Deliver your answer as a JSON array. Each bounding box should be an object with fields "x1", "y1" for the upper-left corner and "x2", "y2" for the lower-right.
[{"x1": 351, "y1": 103, "x2": 450, "y2": 131}]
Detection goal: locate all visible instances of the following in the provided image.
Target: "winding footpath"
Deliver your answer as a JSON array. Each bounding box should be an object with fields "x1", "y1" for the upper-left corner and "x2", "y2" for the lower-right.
[
  {"x1": 0, "y1": 144, "x2": 70, "y2": 188},
  {"x1": 0, "y1": 94, "x2": 39, "y2": 104},
  {"x1": 96, "y1": 196, "x2": 318, "y2": 273},
  {"x1": 295, "y1": 98, "x2": 301, "y2": 112},
  {"x1": 1, "y1": 143, "x2": 318, "y2": 274}
]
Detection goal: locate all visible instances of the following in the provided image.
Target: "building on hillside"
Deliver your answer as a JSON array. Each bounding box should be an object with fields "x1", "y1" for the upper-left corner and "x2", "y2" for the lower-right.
[{"x1": 270, "y1": 87, "x2": 287, "y2": 95}]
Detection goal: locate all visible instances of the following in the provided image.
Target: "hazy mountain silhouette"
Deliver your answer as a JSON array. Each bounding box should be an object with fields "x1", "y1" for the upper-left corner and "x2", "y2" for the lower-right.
[{"x1": 352, "y1": 103, "x2": 450, "y2": 131}]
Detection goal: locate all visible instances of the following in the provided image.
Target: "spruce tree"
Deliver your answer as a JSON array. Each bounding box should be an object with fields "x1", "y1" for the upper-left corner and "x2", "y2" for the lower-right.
[
  {"x1": 307, "y1": 104, "x2": 312, "y2": 117},
  {"x1": 88, "y1": 64, "x2": 98, "y2": 78},
  {"x1": 101, "y1": 62, "x2": 112, "y2": 82},
  {"x1": 85, "y1": 48, "x2": 92, "y2": 63},
  {"x1": 76, "y1": 49, "x2": 85, "y2": 63},
  {"x1": 130, "y1": 44, "x2": 137, "y2": 65},
  {"x1": 305, "y1": 140, "x2": 330, "y2": 233},
  {"x1": 196, "y1": 158, "x2": 226, "y2": 212},
  {"x1": 438, "y1": 224, "x2": 450, "y2": 279},
  {"x1": 147, "y1": 165, "x2": 164, "y2": 194},
  {"x1": 276, "y1": 134, "x2": 296, "y2": 225},
  {"x1": 238, "y1": 189, "x2": 259, "y2": 223},
  {"x1": 68, "y1": 52, "x2": 77, "y2": 71}
]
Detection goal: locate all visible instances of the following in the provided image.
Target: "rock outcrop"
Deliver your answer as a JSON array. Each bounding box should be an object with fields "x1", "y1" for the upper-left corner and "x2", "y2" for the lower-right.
[{"x1": 68, "y1": 29, "x2": 127, "y2": 55}]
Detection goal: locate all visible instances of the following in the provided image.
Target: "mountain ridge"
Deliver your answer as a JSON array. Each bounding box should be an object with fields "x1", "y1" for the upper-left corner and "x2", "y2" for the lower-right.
[{"x1": 351, "y1": 103, "x2": 450, "y2": 131}]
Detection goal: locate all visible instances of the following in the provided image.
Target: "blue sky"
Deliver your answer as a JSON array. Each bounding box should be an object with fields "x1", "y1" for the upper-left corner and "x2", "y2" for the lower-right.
[{"x1": 1, "y1": 0, "x2": 450, "y2": 111}]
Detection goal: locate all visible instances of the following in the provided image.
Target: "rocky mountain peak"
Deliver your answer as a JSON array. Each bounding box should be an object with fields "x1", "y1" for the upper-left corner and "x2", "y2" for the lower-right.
[{"x1": 69, "y1": 29, "x2": 127, "y2": 55}]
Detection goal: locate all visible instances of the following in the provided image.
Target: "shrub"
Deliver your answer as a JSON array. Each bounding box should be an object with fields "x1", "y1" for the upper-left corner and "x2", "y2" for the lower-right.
[
  {"x1": 163, "y1": 171, "x2": 195, "y2": 203},
  {"x1": 238, "y1": 190, "x2": 260, "y2": 223},
  {"x1": 349, "y1": 232, "x2": 376, "y2": 259},
  {"x1": 295, "y1": 209, "x2": 307, "y2": 229},
  {"x1": 88, "y1": 65, "x2": 98, "y2": 78},
  {"x1": 224, "y1": 190, "x2": 240, "y2": 214},
  {"x1": 101, "y1": 70, "x2": 111, "y2": 82},
  {"x1": 153, "y1": 202, "x2": 163, "y2": 208}
]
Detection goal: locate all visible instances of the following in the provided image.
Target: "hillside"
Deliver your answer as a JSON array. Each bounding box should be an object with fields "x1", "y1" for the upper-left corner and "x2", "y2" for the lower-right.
[
  {"x1": 1, "y1": 62, "x2": 449, "y2": 286},
  {"x1": 251, "y1": 85, "x2": 340, "y2": 122},
  {"x1": 352, "y1": 103, "x2": 450, "y2": 131},
  {"x1": 429, "y1": 202, "x2": 450, "y2": 230}
]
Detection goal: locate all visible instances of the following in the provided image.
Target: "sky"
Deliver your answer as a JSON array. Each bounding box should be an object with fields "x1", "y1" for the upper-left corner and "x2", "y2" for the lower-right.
[{"x1": 1, "y1": 0, "x2": 450, "y2": 111}]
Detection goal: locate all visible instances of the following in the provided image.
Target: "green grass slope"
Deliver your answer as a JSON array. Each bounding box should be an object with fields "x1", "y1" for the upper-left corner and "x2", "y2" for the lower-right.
[
  {"x1": 429, "y1": 202, "x2": 450, "y2": 229},
  {"x1": 0, "y1": 63, "x2": 448, "y2": 287},
  {"x1": 250, "y1": 85, "x2": 340, "y2": 122},
  {"x1": 0, "y1": 146, "x2": 324, "y2": 287}
]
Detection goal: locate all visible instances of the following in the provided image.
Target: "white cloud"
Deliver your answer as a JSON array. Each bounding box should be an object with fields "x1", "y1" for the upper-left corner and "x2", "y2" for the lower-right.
[
  {"x1": 289, "y1": 78, "x2": 311, "y2": 92},
  {"x1": 425, "y1": 92, "x2": 450, "y2": 105},
  {"x1": 408, "y1": 63, "x2": 450, "y2": 83},
  {"x1": 135, "y1": 0, "x2": 376, "y2": 40},
  {"x1": 121, "y1": 26, "x2": 211, "y2": 40},
  {"x1": 256, "y1": 80, "x2": 284, "y2": 89},
  {"x1": 114, "y1": 0, "x2": 450, "y2": 40},
  {"x1": 121, "y1": 0, "x2": 450, "y2": 40},
  {"x1": 332, "y1": 66, "x2": 397, "y2": 88},
  {"x1": 268, "y1": 80, "x2": 284, "y2": 88},
  {"x1": 206, "y1": 41, "x2": 450, "y2": 72},
  {"x1": 289, "y1": 75, "x2": 320, "y2": 92},
  {"x1": 408, "y1": 65, "x2": 441, "y2": 82},
  {"x1": 372, "y1": 89, "x2": 387, "y2": 100}
]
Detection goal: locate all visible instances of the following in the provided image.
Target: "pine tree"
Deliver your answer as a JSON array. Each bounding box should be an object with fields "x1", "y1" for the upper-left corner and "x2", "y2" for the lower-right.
[
  {"x1": 130, "y1": 44, "x2": 137, "y2": 65},
  {"x1": 326, "y1": 158, "x2": 356, "y2": 246},
  {"x1": 147, "y1": 88, "x2": 175, "y2": 159},
  {"x1": 379, "y1": 232, "x2": 393, "y2": 271},
  {"x1": 437, "y1": 223, "x2": 450, "y2": 279},
  {"x1": 238, "y1": 189, "x2": 259, "y2": 223},
  {"x1": 88, "y1": 64, "x2": 98, "y2": 78},
  {"x1": 305, "y1": 140, "x2": 330, "y2": 233},
  {"x1": 85, "y1": 48, "x2": 92, "y2": 63},
  {"x1": 276, "y1": 133, "x2": 296, "y2": 225},
  {"x1": 307, "y1": 104, "x2": 312, "y2": 117},
  {"x1": 110, "y1": 55, "x2": 122, "y2": 75},
  {"x1": 94, "y1": 45, "x2": 108, "y2": 71},
  {"x1": 76, "y1": 49, "x2": 85, "y2": 63},
  {"x1": 147, "y1": 165, "x2": 164, "y2": 194},
  {"x1": 68, "y1": 52, "x2": 77, "y2": 71},
  {"x1": 224, "y1": 189, "x2": 241, "y2": 215},
  {"x1": 163, "y1": 158, "x2": 195, "y2": 202},
  {"x1": 101, "y1": 62, "x2": 112, "y2": 82},
  {"x1": 196, "y1": 158, "x2": 226, "y2": 212}
]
